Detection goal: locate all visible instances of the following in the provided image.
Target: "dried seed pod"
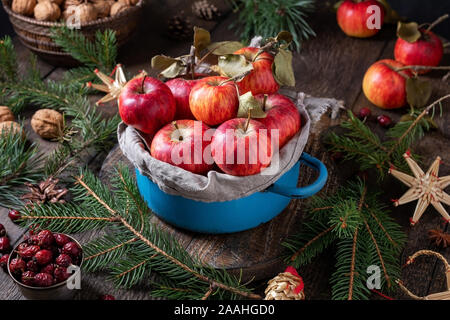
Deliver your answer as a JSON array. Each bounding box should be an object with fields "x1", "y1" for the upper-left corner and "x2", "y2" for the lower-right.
[
  {"x1": 0, "y1": 106, "x2": 15, "y2": 123},
  {"x1": 110, "y1": 1, "x2": 128, "y2": 16},
  {"x1": 37, "y1": 0, "x2": 63, "y2": 6},
  {"x1": 91, "y1": 0, "x2": 113, "y2": 18},
  {"x1": 118, "y1": 0, "x2": 138, "y2": 6},
  {"x1": 34, "y1": 1, "x2": 61, "y2": 21},
  {"x1": 11, "y1": 0, "x2": 37, "y2": 16},
  {"x1": 0, "y1": 121, "x2": 25, "y2": 139},
  {"x1": 31, "y1": 109, "x2": 64, "y2": 140}
]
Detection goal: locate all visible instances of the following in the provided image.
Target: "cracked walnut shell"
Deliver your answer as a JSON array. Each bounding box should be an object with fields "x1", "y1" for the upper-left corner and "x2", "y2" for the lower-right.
[
  {"x1": 31, "y1": 109, "x2": 64, "y2": 140},
  {"x1": 12, "y1": 0, "x2": 36, "y2": 16},
  {"x1": 0, "y1": 106, "x2": 15, "y2": 123}
]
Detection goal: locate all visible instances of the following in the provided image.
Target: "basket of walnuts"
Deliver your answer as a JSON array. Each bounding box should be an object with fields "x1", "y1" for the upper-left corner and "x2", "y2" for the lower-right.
[{"x1": 1, "y1": 0, "x2": 143, "y2": 66}]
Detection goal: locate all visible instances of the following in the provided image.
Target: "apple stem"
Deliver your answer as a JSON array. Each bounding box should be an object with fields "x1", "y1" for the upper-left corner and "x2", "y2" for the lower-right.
[
  {"x1": 141, "y1": 76, "x2": 146, "y2": 93},
  {"x1": 426, "y1": 14, "x2": 449, "y2": 32},
  {"x1": 218, "y1": 70, "x2": 253, "y2": 86},
  {"x1": 244, "y1": 110, "x2": 251, "y2": 132},
  {"x1": 262, "y1": 94, "x2": 268, "y2": 111},
  {"x1": 189, "y1": 46, "x2": 196, "y2": 80},
  {"x1": 395, "y1": 65, "x2": 450, "y2": 73},
  {"x1": 172, "y1": 121, "x2": 179, "y2": 131}
]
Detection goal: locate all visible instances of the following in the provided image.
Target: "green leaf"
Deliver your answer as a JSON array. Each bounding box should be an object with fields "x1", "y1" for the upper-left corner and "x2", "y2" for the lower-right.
[
  {"x1": 276, "y1": 31, "x2": 293, "y2": 49},
  {"x1": 217, "y1": 54, "x2": 253, "y2": 79},
  {"x1": 207, "y1": 41, "x2": 244, "y2": 55},
  {"x1": 333, "y1": 0, "x2": 344, "y2": 11},
  {"x1": 397, "y1": 22, "x2": 421, "y2": 43},
  {"x1": 151, "y1": 55, "x2": 180, "y2": 71},
  {"x1": 193, "y1": 27, "x2": 211, "y2": 57},
  {"x1": 160, "y1": 61, "x2": 186, "y2": 79},
  {"x1": 272, "y1": 49, "x2": 295, "y2": 87},
  {"x1": 406, "y1": 77, "x2": 432, "y2": 108},
  {"x1": 237, "y1": 92, "x2": 267, "y2": 119}
]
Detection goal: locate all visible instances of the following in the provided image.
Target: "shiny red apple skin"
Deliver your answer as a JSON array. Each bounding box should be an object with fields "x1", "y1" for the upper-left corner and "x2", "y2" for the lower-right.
[
  {"x1": 394, "y1": 29, "x2": 443, "y2": 74},
  {"x1": 255, "y1": 94, "x2": 301, "y2": 149},
  {"x1": 150, "y1": 120, "x2": 213, "y2": 175},
  {"x1": 211, "y1": 118, "x2": 272, "y2": 176},
  {"x1": 189, "y1": 76, "x2": 239, "y2": 126},
  {"x1": 362, "y1": 59, "x2": 411, "y2": 109},
  {"x1": 119, "y1": 76, "x2": 176, "y2": 135},
  {"x1": 233, "y1": 47, "x2": 279, "y2": 96},
  {"x1": 166, "y1": 78, "x2": 198, "y2": 120},
  {"x1": 337, "y1": 0, "x2": 385, "y2": 38}
]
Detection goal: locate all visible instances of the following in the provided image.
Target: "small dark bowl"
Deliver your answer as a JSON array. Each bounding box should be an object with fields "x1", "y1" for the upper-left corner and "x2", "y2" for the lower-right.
[{"x1": 7, "y1": 234, "x2": 83, "y2": 300}]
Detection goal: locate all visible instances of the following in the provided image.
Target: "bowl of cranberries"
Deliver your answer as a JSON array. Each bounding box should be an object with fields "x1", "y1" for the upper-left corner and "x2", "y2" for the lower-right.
[{"x1": 7, "y1": 230, "x2": 83, "y2": 300}]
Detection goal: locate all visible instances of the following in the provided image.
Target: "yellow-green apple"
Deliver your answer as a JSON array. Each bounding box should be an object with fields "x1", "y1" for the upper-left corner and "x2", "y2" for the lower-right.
[
  {"x1": 337, "y1": 0, "x2": 385, "y2": 38},
  {"x1": 150, "y1": 120, "x2": 214, "y2": 175},
  {"x1": 211, "y1": 118, "x2": 272, "y2": 176},
  {"x1": 189, "y1": 76, "x2": 239, "y2": 126},
  {"x1": 233, "y1": 47, "x2": 279, "y2": 95},
  {"x1": 255, "y1": 93, "x2": 301, "y2": 149},
  {"x1": 362, "y1": 59, "x2": 411, "y2": 109},
  {"x1": 394, "y1": 29, "x2": 443, "y2": 74},
  {"x1": 119, "y1": 76, "x2": 176, "y2": 135}
]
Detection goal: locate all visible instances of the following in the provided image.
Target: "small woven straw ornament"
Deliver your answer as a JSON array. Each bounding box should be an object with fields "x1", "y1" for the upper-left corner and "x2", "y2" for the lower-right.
[
  {"x1": 264, "y1": 266, "x2": 305, "y2": 300},
  {"x1": 397, "y1": 250, "x2": 450, "y2": 300},
  {"x1": 389, "y1": 151, "x2": 450, "y2": 225}
]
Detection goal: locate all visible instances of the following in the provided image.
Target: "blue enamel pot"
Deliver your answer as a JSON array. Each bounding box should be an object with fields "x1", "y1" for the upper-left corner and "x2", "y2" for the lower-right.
[{"x1": 135, "y1": 152, "x2": 328, "y2": 234}]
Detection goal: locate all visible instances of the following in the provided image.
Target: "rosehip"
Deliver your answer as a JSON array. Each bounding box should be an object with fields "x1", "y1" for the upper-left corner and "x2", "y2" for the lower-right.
[
  {"x1": 18, "y1": 245, "x2": 40, "y2": 260},
  {"x1": 21, "y1": 271, "x2": 35, "y2": 286},
  {"x1": 0, "y1": 224, "x2": 5, "y2": 237},
  {"x1": 55, "y1": 254, "x2": 72, "y2": 268},
  {"x1": 9, "y1": 257, "x2": 26, "y2": 275},
  {"x1": 34, "y1": 249, "x2": 53, "y2": 265},
  {"x1": 62, "y1": 242, "x2": 81, "y2": 258},
  {"x1": 377, "y1": 115, "x2": 392, "y2": 127},
  {"x1": 358, "y1": 107, "x2": 372, "y2": 119},
  {"x1": 34, "y1": 273, "x2": 54, "y2": 287},
  {"x1": 54, "y1": 233, "x2": 70, "y2": 247},
  {"x1": 26, "y1": 260, "x2": 39, "y2": 273},
  {"x1": 100, "y1": 294, "x2": 116, "y2": 300},
  {"x1": 0, "y1": 236, "x2": 10, "y2": 253},
  {"x1": 37, "y1": 230, "x2": 54, "y2": 247},
  {"x1": 0, "y1": 254, "x2": 9, "y2": 270},
  {"x1": 8, "y1": 209, "x2": 21, "y2": 222},
  {"x1": 54, "y1": 267, "x2": 70, "y2": 283},
  {"x1": 40, "y1": 263, "x2": 55, "y2": 275}
]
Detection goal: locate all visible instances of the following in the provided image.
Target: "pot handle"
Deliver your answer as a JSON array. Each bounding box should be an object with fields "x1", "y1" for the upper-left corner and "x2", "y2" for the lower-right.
[{"x1": 266, "y1": 153, "x2": 328, "y2": 199}]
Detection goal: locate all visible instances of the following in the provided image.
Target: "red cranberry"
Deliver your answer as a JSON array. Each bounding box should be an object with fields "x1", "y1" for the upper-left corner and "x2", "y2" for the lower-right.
[
  {"x1": 9, "y1": 257, "x2": 26, "y2": 275},
  {"x1": 54, "y1": 234, "x2": 70, "y2": 247},
  {"x1": 54, "y1": 267, "x2": 70, "y2": 283},
  {"x1": 17, "y1": 242, "x2": 28, "y2": 252},
  {"x1": 0, "y1": 236, "x2": 10, "y2": 253},
  {"x1": 18, "y1": 245, "x2": 40, "y2": 260},
  {"x1": 34, "y1": 273, "x2": 54, "y2": 287},
  {"x1": 27, "y1": 235, "x2": 40, "y2": 245},
  {"x1": 358, "y1": 107, "x2": 372, "y2": 119},
  {"x1": 26, "y1": 260, "x2": 39, "y2": 273},
  {"x1": 34, "y1": 249, "x2": 53, "y2": 265},
  {"x1": 8, "y1": 209, "x2": 21, "y2": 222},
  {"x1": 55, "y1": 254, "x2": 72, "y2": 268},
  {"x1": 21, "y1": 271, "x2": 35, "y2": 286},
  {"x1": 62, "y1": 242, "x2": 81, "y2": 258},
  {"x1": 377, "y1": 115, "x2": 392, "y2": 127},
  {"x1": 0, "y1": 254, "x2": 9, "y2": 270},
  {"x1": 100, "y1": 294, "x2": 116, "y2": 300},
  {"x1": 37, "y1": 230, "x2": 54, "y2": 247},
  {"x1": 40, "y1": 263, "x2": 55, "y2": 275},
  {"x1": 0, "y1": 224, "x2": 5, "y2": 237}
]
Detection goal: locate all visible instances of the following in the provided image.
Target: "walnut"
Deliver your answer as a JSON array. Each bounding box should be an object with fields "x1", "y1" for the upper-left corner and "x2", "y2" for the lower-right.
[
  {"x1": 0, "y1": 121, "x2": 25, "y2": 139},
  {"x1": 62, "y1": 0, "x2": 82, "y2": 9},
  {"x1": 0, "y1": 106, "x2": 15, "y2": 123},
  {"x1": 62, "y1": 4, "x2": 77, "y2": 20},
  {"x1": 11, "y1": 0, "x2": 37, "y2": 16},
  {"x1": 34, "y1": 1, "x2": 61, "y2": 21},
  {"x1": 91, "y1": 0, "x2": 113, "y2": 18},
  {"x1": 37, "y1": 0, "x2": 63, "y2": 6},
  {"x1": 118, "y1": 0, "x2": 138, "y2": 6},
  {"x1": 110, "y1": 1, "x2": 128, "y2": 16},
  {"x1": 64, "y1": 1, "x2": 97, "y2": 24},
  {"x1": 31, "y1": 109, "x2": 64, "y2": 140}
]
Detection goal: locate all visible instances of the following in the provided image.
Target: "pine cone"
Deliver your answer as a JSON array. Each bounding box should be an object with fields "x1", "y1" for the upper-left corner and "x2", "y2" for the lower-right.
[
  {"x1": 22, "y1": 177, "x2": 68, "y2": 205},
  {"x1": 192, "y1": 0, "x2": 220, "y2": 21},
  {"x1": 166, "y1": 13, "x2": 193, "y2": 40},
  {"x1": 264, "y1": 266, "x2": 305, "y2": 300}
]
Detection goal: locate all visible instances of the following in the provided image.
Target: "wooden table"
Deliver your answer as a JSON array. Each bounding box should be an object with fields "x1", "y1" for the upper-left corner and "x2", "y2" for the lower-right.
[{"x1": 1, "y1": 0, "x2": 449, "y2": 300}]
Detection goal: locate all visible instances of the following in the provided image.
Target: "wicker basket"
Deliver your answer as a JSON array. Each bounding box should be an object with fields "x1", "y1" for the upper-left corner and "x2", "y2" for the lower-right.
[{"x1": 2, "y1": 0, "x2": 143, "y2": 67}]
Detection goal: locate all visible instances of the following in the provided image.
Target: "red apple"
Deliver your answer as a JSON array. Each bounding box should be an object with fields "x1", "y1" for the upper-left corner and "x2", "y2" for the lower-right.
[
  {"x1": 255, "y1": 93, "x2": 301, "y2": 149},
  {"x1": 394, "y1": 29, "x2": 443, "y2": 74},
  {"x1": 211, "y1": 118, "x2": 272, "y2": 176},
  {"x1": 233, "y1": 47, "x2": 279, "y2": 95},
  {"x1": 337, "y1": 0, "x2": 385, "y2": 38},
  {"x1": 118, "y1": 76, "x2": 176, "y2": 136},
  {"x1": 189, "y1": 76, "x2": 239, "y2": 126},
  {"x1": 150, "y1": 120, "x2": 214, "y2": 174},
  {"x1": 166, "y1": 78, "x2": 198, "y2": 120},
  {"x1": 362, "y1": 59, "x2": 411, "y2": 109}
]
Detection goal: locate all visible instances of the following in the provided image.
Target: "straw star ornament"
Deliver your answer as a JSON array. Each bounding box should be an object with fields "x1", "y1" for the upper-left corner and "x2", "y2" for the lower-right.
[{"x1": 389, "y1": 151, "x2": 450, "y2": 226}]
